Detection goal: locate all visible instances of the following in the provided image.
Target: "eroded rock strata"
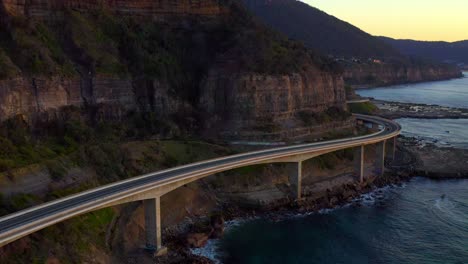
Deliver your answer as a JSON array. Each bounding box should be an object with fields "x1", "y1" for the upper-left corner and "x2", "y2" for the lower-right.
[
  {"x1": 0, "y1": 0, "x2": 351, "y2": 141},
  {"x1": 344, "y1": 63, "x2": 462, "y2": 87}
]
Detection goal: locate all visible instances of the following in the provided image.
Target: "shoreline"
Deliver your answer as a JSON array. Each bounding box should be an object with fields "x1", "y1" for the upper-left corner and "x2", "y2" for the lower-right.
[
  {"x1": 160, "y1": 99, "x2": 468, "y2": 263},
  {"x1": 171, "y1": 166, "x2": 467, "y2": 263},
  {"x1": 156, "y1": 158, "x2": 415, "y2": 263},
  {"x1": 153, "y1": 136, "x2": 468, "y2": 263},
  {"x1": 191, "y1": 181, "x2": 410, "y2": 263},
  {"x1": 152, "y1": 83, "x2": 468, "y2": 263},
  {"x1": 371, "y1": 99, "x2": 468, "y2": 119},
  {"x1": 352, "y1": 73, "x2": 465, "y2": 90}
]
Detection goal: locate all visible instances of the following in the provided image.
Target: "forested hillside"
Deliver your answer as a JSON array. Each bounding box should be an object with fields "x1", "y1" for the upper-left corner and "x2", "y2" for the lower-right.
[
  {"x1": 243, "y1": 0, "x2": 400, "y2": 58},
  {"x1": 380, "y1": 37, "x2": 468, "y2": 67}
]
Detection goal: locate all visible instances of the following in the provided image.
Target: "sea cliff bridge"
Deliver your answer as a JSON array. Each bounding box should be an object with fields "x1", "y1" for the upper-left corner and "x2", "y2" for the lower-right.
[{"x1": 0, "y1": 114, "x2": 401, "y2": 254}]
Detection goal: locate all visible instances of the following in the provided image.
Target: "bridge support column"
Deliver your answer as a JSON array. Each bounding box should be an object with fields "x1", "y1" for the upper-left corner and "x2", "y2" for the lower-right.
[
  {"x1": 374, "y1": 140, "x2": 386, "y2": 177},
  {"x1": 288, "y1": 162, "x2": 302, "y2": 200},
  {"x1": 354, "y1": 145, "x2": 365, "y2": 183},
  {"x1": 144, "y1": 197, "x2": 167, "y2": 256},
  {"x1": 388, "y1": 137, "x2": 397, "y2": 161}
]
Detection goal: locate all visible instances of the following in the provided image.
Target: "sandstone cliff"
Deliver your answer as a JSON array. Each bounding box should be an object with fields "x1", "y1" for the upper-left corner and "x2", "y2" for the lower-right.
[
  {"x1": 0, "y1": 0, "x2": 351, "y2": 141},
  {"x1": 200, "y1": 67, "x2": 349, "y2": 140},
  {"x1": 0, "y1": 76, "x2": 180, "y2": 122},
  {"x1": 343, "y1": 62, "x2": 462, "y2": 87}
]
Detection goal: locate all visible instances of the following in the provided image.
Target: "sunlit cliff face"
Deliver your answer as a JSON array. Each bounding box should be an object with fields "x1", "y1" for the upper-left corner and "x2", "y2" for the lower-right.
[{"x1": 307, "y1": 0, "x2": 468, "y2": 42}]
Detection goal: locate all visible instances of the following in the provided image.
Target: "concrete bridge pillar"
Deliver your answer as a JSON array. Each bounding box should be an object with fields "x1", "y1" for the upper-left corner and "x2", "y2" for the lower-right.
[
  {"x1": 388, "y1": 137, "x2": 397, "y2": 161},
  {"x1": 288, "y1": 161, "x2": 302, "y2": 200},
  {"x1": 354, "y1": 145, "x2": 365, "y2": 183},
  {"x1": 144, "y1": 197, "x2": 166, "y2": 256},
  {"x1": 374, "y1": 140, "x2": 386, "y2": 176}
]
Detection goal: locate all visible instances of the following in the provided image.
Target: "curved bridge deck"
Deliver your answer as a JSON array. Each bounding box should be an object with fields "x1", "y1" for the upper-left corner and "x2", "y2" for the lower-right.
[{"x1": 0, "y1": 114, "x2": 401, "y2": 251}]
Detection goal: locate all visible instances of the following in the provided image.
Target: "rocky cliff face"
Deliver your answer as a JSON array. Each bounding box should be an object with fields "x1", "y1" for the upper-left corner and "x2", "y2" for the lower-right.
[
  {"x1": 0, "y1": 0, "x2": 351, "y2": 141},
  {"x1": 344, "y1": 63, "x2": 462, "y2": 87},
  {"x1": 0, "y1": 76, "x2": 182, "y2": 123},
  {"x1": 0, "y1": 70, "x2": 349, "y2": 141},
  {"x1": 200, "y1": 67, "x2": 349, "y2": 140}
]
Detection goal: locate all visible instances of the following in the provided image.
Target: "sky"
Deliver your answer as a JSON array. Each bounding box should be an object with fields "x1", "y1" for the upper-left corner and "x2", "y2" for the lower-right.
[{"x1": 305, "y1": 0, "x2": 468, "y2": 42}]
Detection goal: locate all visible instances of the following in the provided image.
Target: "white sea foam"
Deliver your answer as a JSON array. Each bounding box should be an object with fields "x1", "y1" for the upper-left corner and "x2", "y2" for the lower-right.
[
  {"x1": 191, "y1": 238, "x2": 223, "y2": 264},
  {"x1": 190, "y1": 219, "x2": 250, "y2": 263}
]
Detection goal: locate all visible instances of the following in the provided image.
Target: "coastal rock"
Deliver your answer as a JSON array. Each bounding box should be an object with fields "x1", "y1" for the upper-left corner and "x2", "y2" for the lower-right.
[
  {"x1": 210, "y1": 215, "x2": 225, "y2": 239},
  {"x1": 186, "y1": 233, "x2": 209, "y2": 248},
  {"x1": 45, "y1": 256, "x2": 61, "y2": 264}
]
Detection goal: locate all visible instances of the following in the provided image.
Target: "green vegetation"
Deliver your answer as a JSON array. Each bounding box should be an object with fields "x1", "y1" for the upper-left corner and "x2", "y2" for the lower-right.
[
  {"x1": 344, "y1": 85, "x2": 354, "y2": 96},
  {"x1": 66, "y1": 11, "x2": 127, "y2": 76},
  {"x1": 0, "y1": 1, "x2": 341, "y2": 86},
  {"x1": 0, "y1": 192, "x2": 47, "y2": 217},
  {"x1": 209, "y1": 163, "x2": 270, "y2": 189},
  {"x1": 1, "y1": 207, "x2": 116, "y2": 264},
  {"x1": 0, "y1": 48, "x2": 19, "y2": 78},
  {"x1": 348, "y1": 102, "x2": 378, "y2": 115},
  {"x1": 159, "y1": 141, "x2": 231, "y2": 167},
  {"x1": 0, "y1": 119, "x2": 77, "y2": 172},
  {"x1": 311, "y1": 149, "x2": 354, "y2": 170},
  {"x1": 297, "y1": 107, "x2": 352, "y2": 126},
  {"x1": 0, "y1": 3, "x2": 355, "y2": 262},
  {"x1": 0, "y1": 17, "x2": 75, "y2": 77},
  {"x1": 381, "y1": 37, "x2": 468, "y2": 66}
]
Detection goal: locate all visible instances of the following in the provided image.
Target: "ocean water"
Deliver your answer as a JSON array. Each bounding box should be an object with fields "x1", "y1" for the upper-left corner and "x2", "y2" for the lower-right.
[
  {"x1": 396, "y1": 118, "x2": 468, "y2": 149},
  {"x1": 200, "y1": 178, "x2": 468, "y2": 264},
  {"x1": 357, "y1": 72, "x2": 468, "y2": 108},
  {"x1": 192, "y1": 77, "x2": 468, "y2": 263},
  {"x1": 357, "y1": 73, "x2": 468, "y2": 149}
]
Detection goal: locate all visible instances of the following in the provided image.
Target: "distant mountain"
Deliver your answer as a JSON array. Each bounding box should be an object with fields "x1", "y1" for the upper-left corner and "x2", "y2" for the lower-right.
[
  {"x1": 242, "y1": 0, "x2": 400, "y2": 58},
  {"x1": 380, "y1": 37, "x2": 468, "y2": 67}
]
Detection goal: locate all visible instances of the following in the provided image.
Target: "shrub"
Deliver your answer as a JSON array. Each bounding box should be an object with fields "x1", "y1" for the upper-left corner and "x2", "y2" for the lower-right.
[
  {"x1": 348, "y1": 102, "x2": 378, "y2": 114},
  {"x1": 46, "y1": 160, "x2": 67, "y2": 181}
]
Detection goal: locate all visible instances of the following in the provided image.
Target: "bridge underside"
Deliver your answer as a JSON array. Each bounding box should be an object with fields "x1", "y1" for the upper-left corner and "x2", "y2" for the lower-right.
[
  {"x1": 119, "y1": 137, "x2": 398, "y2": 254},
  {"x1": 0, "y1": 117, "x2": 399, "y2": 253}
]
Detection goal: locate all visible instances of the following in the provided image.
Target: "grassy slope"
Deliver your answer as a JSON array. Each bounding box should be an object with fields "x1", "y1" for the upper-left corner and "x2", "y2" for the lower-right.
[{"x1": 348, "y1": 102, "x2": 378, "y2": 115}]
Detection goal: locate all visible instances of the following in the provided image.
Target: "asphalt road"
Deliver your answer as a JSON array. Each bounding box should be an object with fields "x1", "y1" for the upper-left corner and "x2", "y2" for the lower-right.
[{"x1": 0, "y1": 114, "x2": 400, "y2": 247}]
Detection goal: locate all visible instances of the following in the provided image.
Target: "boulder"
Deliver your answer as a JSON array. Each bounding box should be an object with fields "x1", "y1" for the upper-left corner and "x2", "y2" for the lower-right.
[
  {"x1": 186, "y1": 233, "x2": 209, "y2": 248},
  {"x1": 210, "y1": 214, "x2": 225, "y2": 238}
]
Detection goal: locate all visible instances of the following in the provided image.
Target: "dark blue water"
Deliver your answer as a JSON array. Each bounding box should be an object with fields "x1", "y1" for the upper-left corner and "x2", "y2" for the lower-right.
[
  {"x1": 192, "y1": 77, "x2": 468, "y2": 263},
  {"x1": 357, "y1": 72, "x2": 468, "y2": 149},
  {"x1": 396, "y1": 118, "x2": 468, "y2": 149},
  {"x1": 216, "y1": 178, "x2": 468, "y2": 264},
  {"x1": 357, "y1": 72, "x2": 468, "y2": 109}
]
